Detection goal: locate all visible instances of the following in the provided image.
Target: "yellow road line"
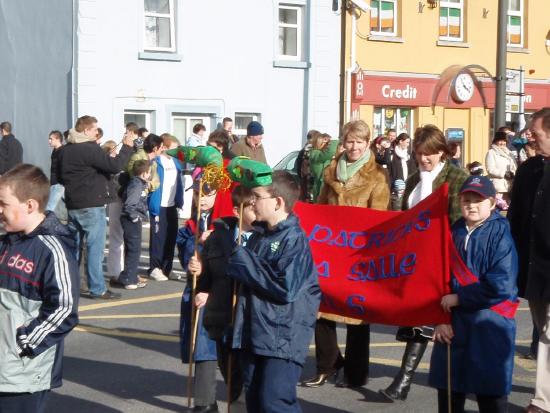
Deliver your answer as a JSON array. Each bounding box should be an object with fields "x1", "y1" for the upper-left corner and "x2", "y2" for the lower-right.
[
  {"x1": 514, "y1": 355, "x2": 537, "y2": 372},
  {"x1": 79, "y1": 313, "x2": 180, "y2": 320},
  {"x1": 79, "y1": 292, "x2": 182, "y2": 312},
  {"x1": 74, "y1": 324, "x2": 179, "y2": 342}
]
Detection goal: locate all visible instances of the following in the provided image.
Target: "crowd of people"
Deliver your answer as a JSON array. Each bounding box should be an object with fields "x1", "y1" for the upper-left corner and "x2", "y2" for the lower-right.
[{"x1": 0, "y1": 108, "x2": 549, "y2": 413}]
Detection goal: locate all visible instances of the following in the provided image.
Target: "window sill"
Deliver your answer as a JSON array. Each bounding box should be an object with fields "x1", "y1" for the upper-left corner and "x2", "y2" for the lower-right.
[
  {"x1": 507, "y1": 47, "x2": 529, "y2": 54},
  {"x1": 368, "y1": 35, "x2": 403, "y2": 43},
  {"x1": 138, "y1": 51, "x2": 183, "y2": 62},
  {"x1": 437, "y1": 40, "x2": 470, "y2": 48},
  {"x1": 273, "y1": 60, "x2": 310, "y2": 69}
]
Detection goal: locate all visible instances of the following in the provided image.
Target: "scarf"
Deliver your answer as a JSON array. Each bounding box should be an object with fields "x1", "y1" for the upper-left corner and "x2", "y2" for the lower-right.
[
  {"x1": 67, "y1": 128, "x2": 96, "y2": 144},
  {"x1": 491, "y1": 144, "x2": 514, "y2": 161},
  {"x1": 408, "y1": 161, "x2": 445, "y2": 208},
  {"x1": 394, "y1": 146, "x2": 409, "y2": 180},
  {"x1": 336, "y1": 150, "x2": 371, "y2": 183}
]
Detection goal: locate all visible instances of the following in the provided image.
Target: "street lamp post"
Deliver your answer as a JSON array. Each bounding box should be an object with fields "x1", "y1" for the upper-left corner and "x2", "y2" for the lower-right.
[{"x1": 495, "y1": 0, "x2": 508, "y2": 129}]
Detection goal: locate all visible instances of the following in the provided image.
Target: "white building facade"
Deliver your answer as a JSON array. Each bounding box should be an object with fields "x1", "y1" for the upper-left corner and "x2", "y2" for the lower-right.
[{"x1": 74, "y1": 0, "x2": 342, "y2": 165}]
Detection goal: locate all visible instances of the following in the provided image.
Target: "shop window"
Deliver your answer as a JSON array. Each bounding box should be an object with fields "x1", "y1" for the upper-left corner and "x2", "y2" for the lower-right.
[
  {"x1": 439, "y1": 0, "x2": 464, "y2": 42},
  {"x1": 370, "y1": 0, "x2": 397, "y2": 36},
  {"x1": 144, "y1": 0, "x2": 176, "y2": 52},
  {"x1": 277, "y1": 4, "x2": 303, "y2": 61},
  {"x1": 507, "y1": 0, "x2": 524, "y2": 47},
  {"x1": 234, "y1": 113, "x2": 261, "y2": 138},
  {"x1": 373, "y1": 107, "x2": 413, "y2": 138}
]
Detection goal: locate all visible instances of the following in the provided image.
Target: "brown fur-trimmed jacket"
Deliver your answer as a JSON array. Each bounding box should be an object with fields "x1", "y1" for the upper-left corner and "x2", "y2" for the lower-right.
[{"x1": 317, "y1": 151, "x2": 390, "y2": 324}]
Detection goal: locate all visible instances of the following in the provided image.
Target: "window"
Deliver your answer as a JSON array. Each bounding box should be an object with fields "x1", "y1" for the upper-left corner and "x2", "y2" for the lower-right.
[
  {"x1": 507, "y1": 0, "x2": 523, "y2": 47},
  {"x1": 278, "y1": 5, "x2": 302, "y2": 60},
  {"x1": 234, "y1": 113, "x2": 261, "y2": 138},
  {"x1": 373, "y1": 107, "x2": 413, "y2": 138},
  {"x1": 370, "y1": 0, "x2": 397, "y2": 36},
  {"x1": 439, "y1": 0, "x2": 463, "y2": 42},
  {"x1": 124, "y1": 110, "x2": 153, "y2": 130},
  {"x1": 144, "y1": 0, "x2": 175, "y2": 52},
  {"x1": 171, "y1": 114, "x2": 210, "y2": 143}
]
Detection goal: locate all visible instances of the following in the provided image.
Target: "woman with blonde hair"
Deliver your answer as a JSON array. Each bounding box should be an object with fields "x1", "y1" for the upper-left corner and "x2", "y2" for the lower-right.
[{"x1": 302, "y1": 120, "x2": 390, "y2": 389}]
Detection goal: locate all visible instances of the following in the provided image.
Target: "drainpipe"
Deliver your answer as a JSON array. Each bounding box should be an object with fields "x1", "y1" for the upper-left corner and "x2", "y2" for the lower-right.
[
  {"x1": 338, "y1": 1, "x2": 347, "y2": 130},
  {"x1": 345, "y1": 6, "x2": 357, "y2": 123}
]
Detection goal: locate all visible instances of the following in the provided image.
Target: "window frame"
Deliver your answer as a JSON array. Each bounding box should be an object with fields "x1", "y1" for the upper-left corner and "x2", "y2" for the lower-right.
[
  {"x1": 234, "y1": 113, "x2": 262, "y2": 138},
  {"x1": 507, "y1": 0, "x2": 524, "y2": 48},
  {"x1": 277, "y1": 4, "x2": 303, "y2": 61},
  {"x1": 124, "y1": 110, "x2": 153, "y2": 131},
  {"x1": 438, "y1": 0, "x2": 464, "y2": 42},
  {"x1": 143, "y1": 0, "x2": 176, "y2": 53},
  {"x1": 369, "y1": 0, "x2": 398, "y2": 37},
  {"x1": 171, "y1": 114, "x2": 211, "y2": 143}
]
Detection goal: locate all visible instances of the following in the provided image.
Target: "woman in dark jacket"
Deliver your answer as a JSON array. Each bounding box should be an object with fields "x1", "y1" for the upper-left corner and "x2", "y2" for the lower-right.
[
  {"x1": 379, "y1": 124, "x2": 468, "y2": 402},
  {"x1": 389, "y1": 133, "x2": 417, "y2": 211}
]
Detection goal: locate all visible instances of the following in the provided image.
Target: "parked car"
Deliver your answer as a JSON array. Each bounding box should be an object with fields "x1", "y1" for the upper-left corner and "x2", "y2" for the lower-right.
[{"x1": 273, "y1": 150, "x2": 300, "y2": 176}]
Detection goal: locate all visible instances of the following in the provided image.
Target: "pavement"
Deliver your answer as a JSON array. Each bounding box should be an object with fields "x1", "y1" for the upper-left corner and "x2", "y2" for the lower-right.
[{"x1": 44, "y1": 222, "x2": 537, "y2": 413}]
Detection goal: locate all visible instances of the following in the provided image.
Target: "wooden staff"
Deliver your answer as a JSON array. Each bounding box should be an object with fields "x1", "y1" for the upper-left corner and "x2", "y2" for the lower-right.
[
  {"x1": 227, "y1": 202, "x2": 244, "y2": 413},
  {"x1": 447, "y1": 343, "x2": 452, "y2": 413},
  {"x1": 187, "y1": 178, "x2": 204, "y2": 409}
]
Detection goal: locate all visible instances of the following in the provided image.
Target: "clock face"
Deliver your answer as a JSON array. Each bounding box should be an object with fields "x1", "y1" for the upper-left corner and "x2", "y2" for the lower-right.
[{"x1": 453, "y1": 73, "x2": 475, "y2": 103}]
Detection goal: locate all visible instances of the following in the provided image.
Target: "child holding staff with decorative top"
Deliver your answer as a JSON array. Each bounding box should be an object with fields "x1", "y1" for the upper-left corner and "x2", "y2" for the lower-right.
[{"x1": 430, "y1": 175, "x2": 518, "y2": 413}]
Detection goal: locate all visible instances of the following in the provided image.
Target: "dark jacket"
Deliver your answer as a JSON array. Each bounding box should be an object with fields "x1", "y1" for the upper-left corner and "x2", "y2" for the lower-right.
[
  {"x1": 177, "y1": 213, "x2": 217, "y2": 363},
  {"x1": 227, "y1": 214, "x2": 321, "y2": 365},
  {"x1": 197, "y1": 217, "x2": 240, "y2": 339},
  {"x1": 402, "y1": 161, "x2": 468, "y2": 225},
  {"x1": 429, "y1": 211, "x2": 517, "y2": 396},
  {"x1": 0, "y1": 212, "x2": 79, "y2": 392},
  {"x1": 59, "y1": 141, "x2": 132, "y2": 209},
  {"x1": 121, "y1": 176, "x2": 148, "y2": 221},
  {"x1": 50, "y1": 147, "x2": 63, "y2": 185},
  {"x1": 389, "y1": 151, "x2": 417, "y2": 185},
  {"x1": 508, "y1": 155, "x2": 550, "y2": 301},
  {"x1": 0, "y1": 133, "x2": 23, "y2": 174}
]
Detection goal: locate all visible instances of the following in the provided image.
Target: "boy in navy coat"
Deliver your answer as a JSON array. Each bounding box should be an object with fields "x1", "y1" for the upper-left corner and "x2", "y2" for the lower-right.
[
  {"x1": 227, "y1": 170, "x2": 321, "y2": 413},
  {"x1": 430, "y1": 176, "x2": 518, "y2": 413}
]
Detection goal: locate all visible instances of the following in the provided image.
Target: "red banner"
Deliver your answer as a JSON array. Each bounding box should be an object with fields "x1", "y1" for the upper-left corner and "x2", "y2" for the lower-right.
[{"x1": 294, "y1": 185, "x2": 452, "y2": 326}]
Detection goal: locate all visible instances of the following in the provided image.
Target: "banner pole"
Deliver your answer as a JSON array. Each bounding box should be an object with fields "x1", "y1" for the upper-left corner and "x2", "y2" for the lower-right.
[
  {"x1": 187, "y1": 178, "x2": 204, "y2": 409},
  {"x1": 447, "y1": 343, "x2": 452, "y2": 413},
  {"x1": 227, "y1": 202, "x2": 244, "y2": 413}
]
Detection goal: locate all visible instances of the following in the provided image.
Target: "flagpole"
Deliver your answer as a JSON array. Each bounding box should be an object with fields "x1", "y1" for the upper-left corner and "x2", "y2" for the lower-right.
[
  {"x1": 227, "y1": 201, "x2": 244, "y2": 413},
  {"x1": 447, "y1": 343, "x2": 452, "y2": 413},
  {"x1": 187, "y1": 178, "x2": 204, "y2": 409}
]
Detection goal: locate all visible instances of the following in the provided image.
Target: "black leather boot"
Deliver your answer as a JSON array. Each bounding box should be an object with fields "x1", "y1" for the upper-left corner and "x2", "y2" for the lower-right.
[{"x1": 379, "y1": 341, "x2": 428, "y2": 401}]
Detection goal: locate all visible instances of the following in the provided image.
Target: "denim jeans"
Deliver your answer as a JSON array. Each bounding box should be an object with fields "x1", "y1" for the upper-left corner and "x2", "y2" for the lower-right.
[
  {"x1": 68, "y1": 207, "x2": 107, "y2": 296},
  {"x1": 45, "y1": 184, "x2": 65, "y2": 212}
]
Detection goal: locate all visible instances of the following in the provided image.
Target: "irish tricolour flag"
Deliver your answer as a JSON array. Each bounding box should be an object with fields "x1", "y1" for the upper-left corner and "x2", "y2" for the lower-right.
[
  {"x1": 370, "y1": 0, "x2": 395, "y2": 32},
  {"x1": 439, "y1": 7, "x2": 461, "y2": 38},
  {"x1": 508, "y1": 16, "x2": 521, "y2": 45}
]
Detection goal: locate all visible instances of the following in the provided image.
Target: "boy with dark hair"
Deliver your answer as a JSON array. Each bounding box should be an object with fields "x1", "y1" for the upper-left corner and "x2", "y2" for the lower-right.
[
  {"x1": 227, "y1": 170, "x2": 321, "y2": 412},
  {"x1": 430, "y1": 175, "x2": 518, "y2": 413},
  {"x1": 110, "y1": 160, "x2": 150, "y2": 290},
  {"x1": 0, "y1": 164, "x2": 79, "y2": 412},
  {"x1": 187, "y1": 185, "x2": 255, "y2": 411}
]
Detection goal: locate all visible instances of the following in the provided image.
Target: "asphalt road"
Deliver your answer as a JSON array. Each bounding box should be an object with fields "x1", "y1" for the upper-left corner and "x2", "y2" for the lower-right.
[{"x1": 45, "y1": 223, "x2": 537, "y2": 413}]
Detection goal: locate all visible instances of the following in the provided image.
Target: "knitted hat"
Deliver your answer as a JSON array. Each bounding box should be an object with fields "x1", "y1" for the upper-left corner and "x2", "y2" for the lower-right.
[{"x1": 247, "y1": 121, "x2": 264, "y2": 137}]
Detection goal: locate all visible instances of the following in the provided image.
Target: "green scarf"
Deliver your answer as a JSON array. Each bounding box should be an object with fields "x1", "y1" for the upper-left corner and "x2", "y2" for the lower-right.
[{"x1": 336, "y1": 150, "x2": 371, "y2": 183}]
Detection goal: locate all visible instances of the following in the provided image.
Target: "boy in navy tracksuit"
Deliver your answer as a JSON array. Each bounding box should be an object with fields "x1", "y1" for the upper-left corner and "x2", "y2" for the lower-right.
[
  {"x1": 0, "y1": 164, "x2": 79, "y2": 413},
  {"x1": 430, "y1": 176, "x2": 518, "y2": 413},
  {"x1": 111, "y1": 160, "x2": 150, "y2": 290},
  {"x1": 227, "y1": 170, "x2": 321, "y2": 413}
]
